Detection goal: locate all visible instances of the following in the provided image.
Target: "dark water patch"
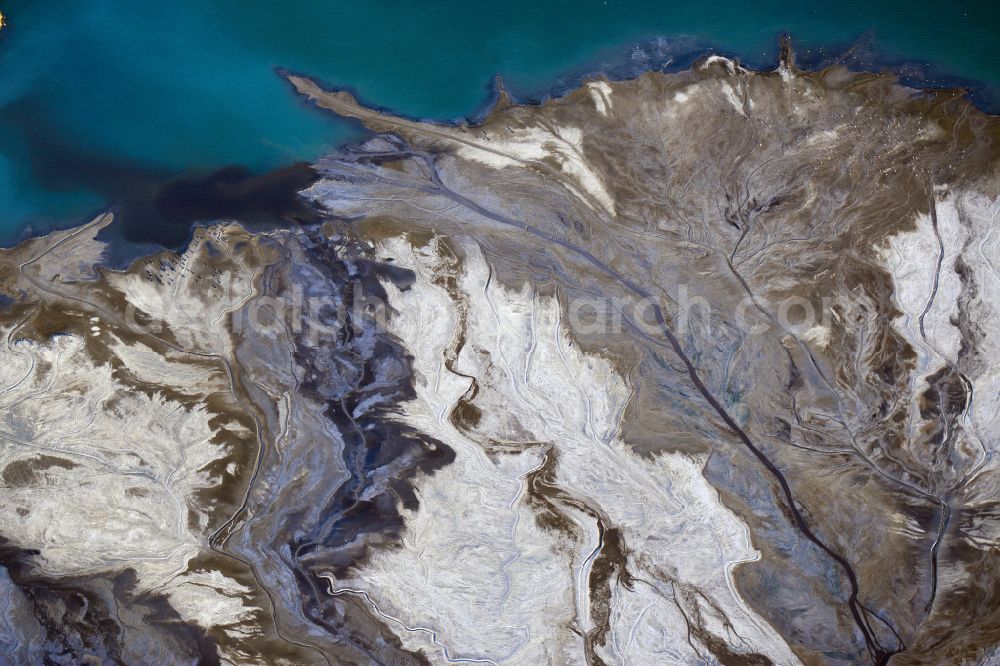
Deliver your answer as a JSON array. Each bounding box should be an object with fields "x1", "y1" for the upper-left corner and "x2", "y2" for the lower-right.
[
  {"x1": 0, "y1": 96, "x2": 165, "y2": 244},
  {"x1": 152, "y1": 162, "x2": 322, "y2": 239},
  {"x1": 0, "y1": 93, "x2": 325, "y2": 250}
]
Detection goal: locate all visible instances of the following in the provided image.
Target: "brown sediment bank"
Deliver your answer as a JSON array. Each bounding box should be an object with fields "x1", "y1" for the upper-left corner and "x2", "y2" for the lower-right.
[{"x1": 1, "y1": 45, "x2": 999, "y2": 664}]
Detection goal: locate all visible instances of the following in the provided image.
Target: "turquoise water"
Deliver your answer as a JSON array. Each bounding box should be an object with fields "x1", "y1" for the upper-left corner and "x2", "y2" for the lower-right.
[{"x1": 1, "y1": 0, "x2": 998, "y2": 245}]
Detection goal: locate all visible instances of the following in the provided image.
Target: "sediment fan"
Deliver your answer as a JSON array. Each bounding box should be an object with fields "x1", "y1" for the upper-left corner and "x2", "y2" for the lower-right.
[{"x1": 0, "y1": 41, "x2": 998, "y2": 665}]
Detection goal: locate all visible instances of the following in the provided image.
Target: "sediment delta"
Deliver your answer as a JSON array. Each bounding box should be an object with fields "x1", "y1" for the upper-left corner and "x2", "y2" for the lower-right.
[{"x1": 0, "y1": 44, "x2": 999, "y2": 664}]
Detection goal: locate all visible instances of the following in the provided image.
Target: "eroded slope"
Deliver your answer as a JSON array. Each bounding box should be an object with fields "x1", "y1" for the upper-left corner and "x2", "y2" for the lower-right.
[{"x1": 0, "y1": 46, "x2": 999, "y2": 666}]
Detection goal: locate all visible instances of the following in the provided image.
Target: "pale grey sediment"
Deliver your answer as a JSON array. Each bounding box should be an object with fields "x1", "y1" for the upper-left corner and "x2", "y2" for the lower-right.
[{"x1": 0, "y1": 44, "x2": 997, "y2": 665}]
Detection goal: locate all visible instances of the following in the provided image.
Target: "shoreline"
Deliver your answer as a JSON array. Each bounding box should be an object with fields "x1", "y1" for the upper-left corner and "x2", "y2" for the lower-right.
[
  {"x1": 284, "y1": 32, "x2": 1000, "y2": 130},
  {"x1": 9, "y1": 32, "x2": 1000, "y2": 262}
]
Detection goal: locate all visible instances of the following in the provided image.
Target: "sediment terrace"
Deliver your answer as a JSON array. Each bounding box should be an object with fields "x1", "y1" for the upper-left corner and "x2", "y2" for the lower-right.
[{"x1": 0, "y1": 45, "x2": 999, "y2": 665}]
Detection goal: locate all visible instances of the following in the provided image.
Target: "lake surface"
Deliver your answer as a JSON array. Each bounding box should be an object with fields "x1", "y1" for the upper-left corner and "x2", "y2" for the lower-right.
[{"x1": 1, "y1": 0, "x2": 998, "y2": 246}]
